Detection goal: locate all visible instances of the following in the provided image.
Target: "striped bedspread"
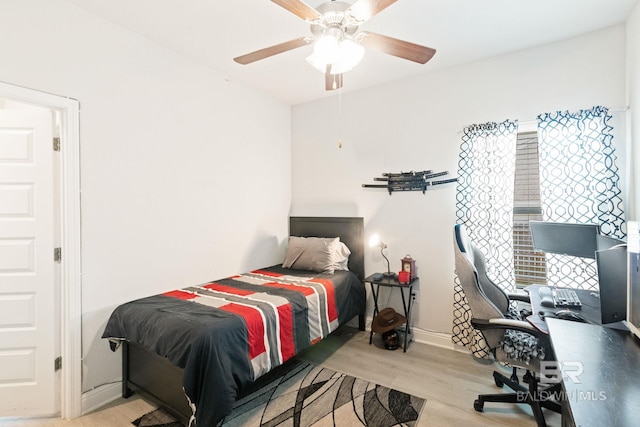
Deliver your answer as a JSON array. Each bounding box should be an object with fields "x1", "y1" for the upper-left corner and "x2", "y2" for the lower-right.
[
  {"x1": 102, "y1": 265, "x2": 365, "y2": 426},
  {"x1": 162, "y1": 269, "x2": 340, "y2": 380}
]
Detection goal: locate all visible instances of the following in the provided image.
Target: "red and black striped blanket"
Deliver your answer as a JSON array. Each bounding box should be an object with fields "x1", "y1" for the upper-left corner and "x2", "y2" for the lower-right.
[{"x1": 103, "y1": 265, "x2": 365, "y2": 426}]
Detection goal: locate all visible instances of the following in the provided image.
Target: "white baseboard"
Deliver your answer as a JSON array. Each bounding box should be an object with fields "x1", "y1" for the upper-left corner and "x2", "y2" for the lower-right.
[
  {"x1": 411, "y1": 327, "x2": 456, "y2": 350},
  {"x1": 411, "y1": 327, "x2": 471, "y2": 354},
  {"x1": 363, "y1": 315, "x2": 470, "y2": 354},
  {"x1": 81, "y1": 382, "x2": 121, "y2": 415}
]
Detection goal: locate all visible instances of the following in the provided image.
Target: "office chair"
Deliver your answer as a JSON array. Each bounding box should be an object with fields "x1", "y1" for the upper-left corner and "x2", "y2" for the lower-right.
[{"x1": 453, "y1": 224, "x2": 561, "y2": 427}]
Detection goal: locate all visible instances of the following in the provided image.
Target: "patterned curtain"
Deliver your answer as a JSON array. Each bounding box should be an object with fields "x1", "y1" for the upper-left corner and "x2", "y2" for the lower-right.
[
  {"x1": 452, "y1": 119, "x2": 518, "y2": 357},
  {"x1": 537, "y1": 106, "x2": 626, "y2": 290}
]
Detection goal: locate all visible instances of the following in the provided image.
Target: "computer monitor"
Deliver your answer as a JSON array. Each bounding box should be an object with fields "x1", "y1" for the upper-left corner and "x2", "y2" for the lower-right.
[
  {"x1": 597, "y1": 234, "x2": 626, "y2": 251},
  {"x1": 530, "y1": 221, "x2": 600, "y2": 259},
  {"x1": 596, "y1": 244, "x2": 627, "y2": 324},
  {"x1": 626, "y1": 221, "x2": 640, "y2": 340}
]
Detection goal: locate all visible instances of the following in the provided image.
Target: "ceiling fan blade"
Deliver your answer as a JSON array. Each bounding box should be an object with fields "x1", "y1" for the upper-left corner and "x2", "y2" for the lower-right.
[
  {"x1": 359, "y1": 31, "x2": 436, "y2": 64},
  {"x1": 234, "y1": 37, "x2": 310, "y2": 65},
  {"x1": 325, "y1": 66, "x2": 343, "y2": 91},
  {"x1": 347, "y1": 0, "x2": 398, "y2": 23},
  {"x1": 271, "y1": 0, "x2": 321, "y2": 21}
]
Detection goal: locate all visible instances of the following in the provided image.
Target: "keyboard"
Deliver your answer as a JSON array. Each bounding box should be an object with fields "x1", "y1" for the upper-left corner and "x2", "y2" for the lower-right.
[
  {"x1": 538, "y1": 286, "x2": 582, "y2": 309},
  {"x1": 554, "y1": 288, "x2": 582, "y2": 308}
]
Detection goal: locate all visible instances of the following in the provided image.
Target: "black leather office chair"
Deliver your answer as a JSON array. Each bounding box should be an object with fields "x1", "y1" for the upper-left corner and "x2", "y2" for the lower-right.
[{"x1": 453, "y1": 224, "x2": 561, "y2": 427}]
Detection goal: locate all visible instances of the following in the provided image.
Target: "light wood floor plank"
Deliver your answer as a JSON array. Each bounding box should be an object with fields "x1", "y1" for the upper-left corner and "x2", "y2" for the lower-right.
[
  {"x1": 298, "y1": 327, "x2": 560, "y2": 427},
  {"x1": 1, "y1": 326, "x2": 561, "y2": 426}
]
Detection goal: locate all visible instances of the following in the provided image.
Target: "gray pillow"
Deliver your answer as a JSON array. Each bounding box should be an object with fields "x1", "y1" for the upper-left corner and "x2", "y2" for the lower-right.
[{"x1": 283, "y1": 236, "x2": 339, "y2": 274}]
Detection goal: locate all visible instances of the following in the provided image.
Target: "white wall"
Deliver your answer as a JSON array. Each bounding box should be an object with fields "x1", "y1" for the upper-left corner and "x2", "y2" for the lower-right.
[
  {"x1": 628, "y1": 2, "x2": 640, "y2": 219},
  {"x1": 291, "y1": 26, "x2": 629, "y2": 343},
  {"x1": 0, "y1": 0, "x2": 292, "y2": 395}
]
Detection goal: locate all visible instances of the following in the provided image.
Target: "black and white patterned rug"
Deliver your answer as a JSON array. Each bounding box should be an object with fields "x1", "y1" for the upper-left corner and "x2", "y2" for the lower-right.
[{"x1": 133, "y1": 359, "x2": 426, "y2": 426}]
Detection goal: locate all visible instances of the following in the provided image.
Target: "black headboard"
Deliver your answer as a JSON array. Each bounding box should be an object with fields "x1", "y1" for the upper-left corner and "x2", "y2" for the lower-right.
[{"x1": 289, "y1": 217, "x2": 365, "y2": 281}]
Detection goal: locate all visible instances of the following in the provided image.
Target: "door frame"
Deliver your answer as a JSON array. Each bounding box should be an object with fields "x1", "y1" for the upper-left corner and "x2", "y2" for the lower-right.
[{"x1": 0, "y1": 81, "x2": 82, "y2": 419}]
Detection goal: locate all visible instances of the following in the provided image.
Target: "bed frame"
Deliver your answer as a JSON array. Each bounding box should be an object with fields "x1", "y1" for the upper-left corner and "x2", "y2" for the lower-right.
[{"x1": 121, "y1": 216, "x2": 366, "y2": 425}]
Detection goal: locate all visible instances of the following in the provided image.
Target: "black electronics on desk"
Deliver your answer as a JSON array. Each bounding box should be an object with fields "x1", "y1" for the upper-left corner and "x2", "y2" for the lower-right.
[
  {"x1": 596, "y1": 244, "x2": 628, "y2": 324},
  {"x1": 530, "y1": 220, "x2": 627, "y2": 326},
  {"x1": 530, "y1": 221, "x2": 601, "y2": 259}
]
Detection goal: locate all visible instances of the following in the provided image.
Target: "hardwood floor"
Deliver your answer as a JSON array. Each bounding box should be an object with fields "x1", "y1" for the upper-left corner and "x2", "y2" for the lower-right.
[
  {"x1": 1, "y1": 326, "x2": 561, "y2": 426},
  {"x1": 298, "y1": 327, "x2": 560, "y2": 427},
  {"x1": 0, "y1": 396, "x2": 155, "y2": 427}
]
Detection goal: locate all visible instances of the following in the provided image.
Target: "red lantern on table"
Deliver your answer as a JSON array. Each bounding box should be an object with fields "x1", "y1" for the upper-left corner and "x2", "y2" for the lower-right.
[{"x1": 401, "y1": 255, "x2": 417, "y2": 282}]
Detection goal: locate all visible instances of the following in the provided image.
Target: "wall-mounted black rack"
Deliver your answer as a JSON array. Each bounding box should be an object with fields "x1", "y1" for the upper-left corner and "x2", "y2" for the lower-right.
[{"x1": 362, "y1": 170, "x2": 457, "y2": 195}]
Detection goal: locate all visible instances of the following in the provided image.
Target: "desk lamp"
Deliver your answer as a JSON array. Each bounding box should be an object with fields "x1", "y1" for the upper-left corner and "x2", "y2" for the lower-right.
[{"x1": 369, "y1": 234, "x2": 394, "y2": 278}]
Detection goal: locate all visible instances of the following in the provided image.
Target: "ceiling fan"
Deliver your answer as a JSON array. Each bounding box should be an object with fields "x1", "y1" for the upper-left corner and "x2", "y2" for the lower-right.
[{"x1": 233, "y1": 0, "x2": 436, "y2": 91}]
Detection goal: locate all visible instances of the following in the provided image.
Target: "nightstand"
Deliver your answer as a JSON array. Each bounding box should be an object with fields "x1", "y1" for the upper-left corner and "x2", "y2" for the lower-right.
[{"x1": 365, "y1": 273, "x2": 417, "y2": 352}]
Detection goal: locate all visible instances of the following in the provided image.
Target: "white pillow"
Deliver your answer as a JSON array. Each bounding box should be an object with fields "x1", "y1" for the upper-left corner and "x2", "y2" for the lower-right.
[{"x1": 332, "y1": 241, "x2": 351, "y2": 271}]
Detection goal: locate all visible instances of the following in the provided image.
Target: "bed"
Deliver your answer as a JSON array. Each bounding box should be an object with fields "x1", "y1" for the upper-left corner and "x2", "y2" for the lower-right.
[{"x1": 102, "y1": 216, "x2": 366, "y2": 426}]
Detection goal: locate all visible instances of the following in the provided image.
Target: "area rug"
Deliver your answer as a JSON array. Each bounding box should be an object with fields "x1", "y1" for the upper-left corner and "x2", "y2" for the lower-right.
[
  {"x1": 132, "y1": 359, "x2": 426, "y2": 426},
  {"x1": 132, "y1": 408, "x2": 183, "y2": 427}
]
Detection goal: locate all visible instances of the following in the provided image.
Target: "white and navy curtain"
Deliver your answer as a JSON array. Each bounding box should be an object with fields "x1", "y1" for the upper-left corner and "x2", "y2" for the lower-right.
[
  {"x1": 452, "y1": 119, "x2": 518, "y2": 357},
  {"x1": 452, "y1": 106, "x2": 626, "y2": 355},
  {"x1": 537, "y1": 106, "x2": 626, "y2": 290}
]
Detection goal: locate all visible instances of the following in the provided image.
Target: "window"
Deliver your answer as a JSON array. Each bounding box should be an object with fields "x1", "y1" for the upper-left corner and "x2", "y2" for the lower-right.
[
  {"x1": 454, "y1": 107, "x2": 625, "y2": 355},
  {"x1": 513, "y1": 131, "x2": 546, "y2": 287}
]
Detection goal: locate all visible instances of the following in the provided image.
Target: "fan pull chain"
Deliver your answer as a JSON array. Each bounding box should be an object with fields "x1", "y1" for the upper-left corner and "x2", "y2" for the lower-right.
[{"x1": 338, "y1": 87, "x2": 343, "y2": 149}]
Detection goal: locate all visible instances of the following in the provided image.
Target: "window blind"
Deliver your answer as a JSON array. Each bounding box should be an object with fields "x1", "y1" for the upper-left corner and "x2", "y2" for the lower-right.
[{"x1": 513, "y1": 131, "x2": 546, "y2": 286}]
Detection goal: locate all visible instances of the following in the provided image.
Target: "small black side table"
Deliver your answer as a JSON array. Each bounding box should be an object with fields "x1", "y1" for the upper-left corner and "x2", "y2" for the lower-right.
[{"x1": 365, "y1": 273, "x2": 417, "y2": 352}]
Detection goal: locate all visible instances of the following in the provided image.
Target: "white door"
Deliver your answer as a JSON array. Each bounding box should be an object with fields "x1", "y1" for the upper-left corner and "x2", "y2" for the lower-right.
[{"x1": 0, "y1": 109, "x2": 57, "y2": 416}]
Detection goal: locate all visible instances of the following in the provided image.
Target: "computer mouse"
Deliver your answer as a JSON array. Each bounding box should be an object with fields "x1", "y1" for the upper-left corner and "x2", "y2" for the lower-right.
[{"x1": 554, "y1": 310, "x2": 588, "y2": 323}]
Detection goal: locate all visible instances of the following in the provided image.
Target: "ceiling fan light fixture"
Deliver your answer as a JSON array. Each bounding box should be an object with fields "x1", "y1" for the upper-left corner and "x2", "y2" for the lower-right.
[
  {"x1": 306, "y1": 35, "x2": 364, "y2": 74},
  {"x1": 305, "y1": 52, "x2": 327, "y2": 73},
  {"x1": 313, "y1": 27, "x2": 342, "y2": 63},
  {"x1": 236, "y1": 0, "x2": 436, "y2": 90},
  {"x1": 332, "y1": 37, "x2": 365, "y2": 73}
]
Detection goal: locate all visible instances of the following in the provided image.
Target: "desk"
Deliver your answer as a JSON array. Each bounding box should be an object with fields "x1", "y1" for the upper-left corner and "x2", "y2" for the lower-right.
[
  {"x1": 526, "y1": 285, "x2": 627, "y2": 335},
  {"x1": 547, "y1": 318, "x2": 640, "y2": 427},
  {"x1": 526, "y1": 285, "x2": 603, "y2": 332}
]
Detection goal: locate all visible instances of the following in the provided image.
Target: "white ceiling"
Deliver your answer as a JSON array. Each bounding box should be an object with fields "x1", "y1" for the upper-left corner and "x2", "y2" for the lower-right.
[{"x1": 67, "y1": 0, "x2": 638, "y2": 105}]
